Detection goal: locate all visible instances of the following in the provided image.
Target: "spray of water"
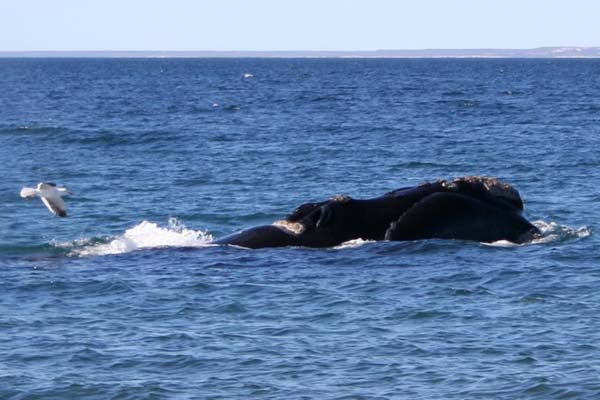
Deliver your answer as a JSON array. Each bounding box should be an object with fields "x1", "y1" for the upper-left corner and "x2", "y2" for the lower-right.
[
  {"x1": 484, "y1": 220, "x2": 591, "y2": 247},
  {"x1": 70, "y1": 218, "x2": 213, "y2": 257}
]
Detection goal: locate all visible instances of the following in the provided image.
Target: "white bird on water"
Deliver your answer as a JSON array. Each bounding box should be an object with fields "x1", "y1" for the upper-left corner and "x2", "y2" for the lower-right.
[{"x1": 20, "y1": 182, "x2": 72, "y2": 217}]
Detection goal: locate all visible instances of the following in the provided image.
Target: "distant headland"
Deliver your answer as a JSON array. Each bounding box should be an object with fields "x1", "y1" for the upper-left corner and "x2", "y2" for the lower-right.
[{"x1": 1, "y1": 47, "x2": 600, "y2": 58}]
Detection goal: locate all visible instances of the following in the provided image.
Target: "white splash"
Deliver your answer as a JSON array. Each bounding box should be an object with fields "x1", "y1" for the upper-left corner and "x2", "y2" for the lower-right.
[
  {"x1": 73, "y1": 218, "x2": 213, "y2": 257},
  {"x1": 334, "y1": 238, "x2": 373, "y2": 249},
  {"x1": 483, "y1": 220, "x2": 591, "y2": 247},
  {"x1": 531, "y1": 220, "x2": 591, "y2": 244},
  {"x1": 482, "y1": 240, "x2": 518, "y2": 248}
]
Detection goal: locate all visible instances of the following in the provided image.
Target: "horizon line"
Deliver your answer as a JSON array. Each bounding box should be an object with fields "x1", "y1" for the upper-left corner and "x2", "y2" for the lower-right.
[{"x1": 2, "y1": 47, "x2": 600, "y2": 59}]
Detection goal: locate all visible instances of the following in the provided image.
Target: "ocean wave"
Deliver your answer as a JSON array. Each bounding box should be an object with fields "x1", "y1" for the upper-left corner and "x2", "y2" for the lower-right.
[
  {"x1": 0, "y1": 243, "x2": 69, "y2": 257},
  {"x1": 69, "y1": 130, "x2": 181, "y2": 146},
  {"x1": 434, "y1": 99, "x2": 481, "y2": 107},
  {"x1": 0, "y1": 124, "x2": 70, "y2": 135},
  {"x1": 65, "y1": 218, "x2": 213, "y2": 257}
]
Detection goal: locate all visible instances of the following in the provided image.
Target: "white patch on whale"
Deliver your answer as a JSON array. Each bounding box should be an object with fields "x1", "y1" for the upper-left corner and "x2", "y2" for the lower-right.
[{"x1": 272, "y1": 219, "x2": 305, "y2": 234}]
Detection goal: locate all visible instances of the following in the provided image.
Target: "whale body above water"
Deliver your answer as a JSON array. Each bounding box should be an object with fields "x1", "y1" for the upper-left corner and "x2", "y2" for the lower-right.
[{"x1": 215, "y1": 176, "x2": 540, "y2": 249}]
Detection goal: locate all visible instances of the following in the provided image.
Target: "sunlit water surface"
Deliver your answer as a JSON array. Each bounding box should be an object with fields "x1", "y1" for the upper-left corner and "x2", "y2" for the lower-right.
[{"x1": 0, "y1": 59, "x2": 598, "y2": 399}]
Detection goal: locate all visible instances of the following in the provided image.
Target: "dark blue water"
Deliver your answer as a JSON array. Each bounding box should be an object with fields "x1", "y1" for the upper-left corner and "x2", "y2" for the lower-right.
[{"x1": 0, "y1": 58, "x2": 598, "y2": 399}]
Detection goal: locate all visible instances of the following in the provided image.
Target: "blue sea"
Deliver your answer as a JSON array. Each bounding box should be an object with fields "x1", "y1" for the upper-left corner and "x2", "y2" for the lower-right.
[{"x1": 0, "y1": 58, "x2": 598, "y2": 399}]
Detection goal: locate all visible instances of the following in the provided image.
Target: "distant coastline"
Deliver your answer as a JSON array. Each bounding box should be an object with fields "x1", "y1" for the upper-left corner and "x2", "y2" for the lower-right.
[{"x1": 1, "y1": 47, "x2": 600, "y2": 58}]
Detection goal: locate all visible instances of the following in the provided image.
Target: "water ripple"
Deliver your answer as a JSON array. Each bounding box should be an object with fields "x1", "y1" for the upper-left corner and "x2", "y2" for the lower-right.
[{"x1": 2, "y1": 58, "x2": 600, "y2": 399}]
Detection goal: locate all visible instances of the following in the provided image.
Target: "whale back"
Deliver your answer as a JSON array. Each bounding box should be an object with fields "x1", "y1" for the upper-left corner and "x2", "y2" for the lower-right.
[
  {"x1": 217, "y1": 176, "x2": 536, "y2": 249},
  {"x1": 435, "y1": 176, "x2": 524, "y2": 211},
  {"x1": 282, "y1": 177, "x2": 526, "y2": 240},
  {"x1": 283, "y1": 195, "x2": 353, "y2": 231}
]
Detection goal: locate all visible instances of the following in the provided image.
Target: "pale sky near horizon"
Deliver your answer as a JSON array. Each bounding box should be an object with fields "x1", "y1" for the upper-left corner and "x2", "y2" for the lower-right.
[{"x1": 1, "y1": 0, "x2": 598, "y2": 51}]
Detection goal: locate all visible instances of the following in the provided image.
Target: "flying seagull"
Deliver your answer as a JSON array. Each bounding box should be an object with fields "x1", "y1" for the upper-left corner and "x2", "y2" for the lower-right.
[{"x1": 20, "y1": 182, "x2": 72, "y2": 217}]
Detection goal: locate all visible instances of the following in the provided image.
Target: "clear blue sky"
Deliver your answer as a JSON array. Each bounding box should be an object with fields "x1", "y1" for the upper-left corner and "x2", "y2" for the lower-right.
[{"x1": 1, "y1": 0, "x2": 598, "y2": 51}]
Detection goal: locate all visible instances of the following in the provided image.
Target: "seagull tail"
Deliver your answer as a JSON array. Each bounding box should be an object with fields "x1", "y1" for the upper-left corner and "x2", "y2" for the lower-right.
[{"x1": 20, "y1": 187, "x2": 37, "y2": 199}]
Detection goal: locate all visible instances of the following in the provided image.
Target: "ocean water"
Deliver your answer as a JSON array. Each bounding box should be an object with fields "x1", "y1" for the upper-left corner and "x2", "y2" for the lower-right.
[{"x1": 0, "y1": 58, "x2": 598, "y2": 399}]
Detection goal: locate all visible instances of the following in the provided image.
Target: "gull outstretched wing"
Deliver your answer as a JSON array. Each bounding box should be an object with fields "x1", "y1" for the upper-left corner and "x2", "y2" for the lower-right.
[
  {"x1": 41, "y1": 196, "x2": 68, "y2": 217},
  {"x1": 20, "y1": 187, "x2": 37, "y2": 199}
]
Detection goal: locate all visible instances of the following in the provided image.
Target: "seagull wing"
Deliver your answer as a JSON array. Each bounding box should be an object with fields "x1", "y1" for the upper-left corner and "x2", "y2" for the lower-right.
[
  {"x1": 20, "y1": 187, "x2": 38, "y2": 199},
  {"x1": 56, "y1": 187, "x2": 72, "y2": 196},
  {"x1": 41, "y1": 195, "x2": 68, "y2": 217}
]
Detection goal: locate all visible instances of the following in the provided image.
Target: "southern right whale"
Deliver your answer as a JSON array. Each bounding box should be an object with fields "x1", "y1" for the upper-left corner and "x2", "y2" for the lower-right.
[{"x1": 215, "y1": 176, "x2": 540, "y2": 249}]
